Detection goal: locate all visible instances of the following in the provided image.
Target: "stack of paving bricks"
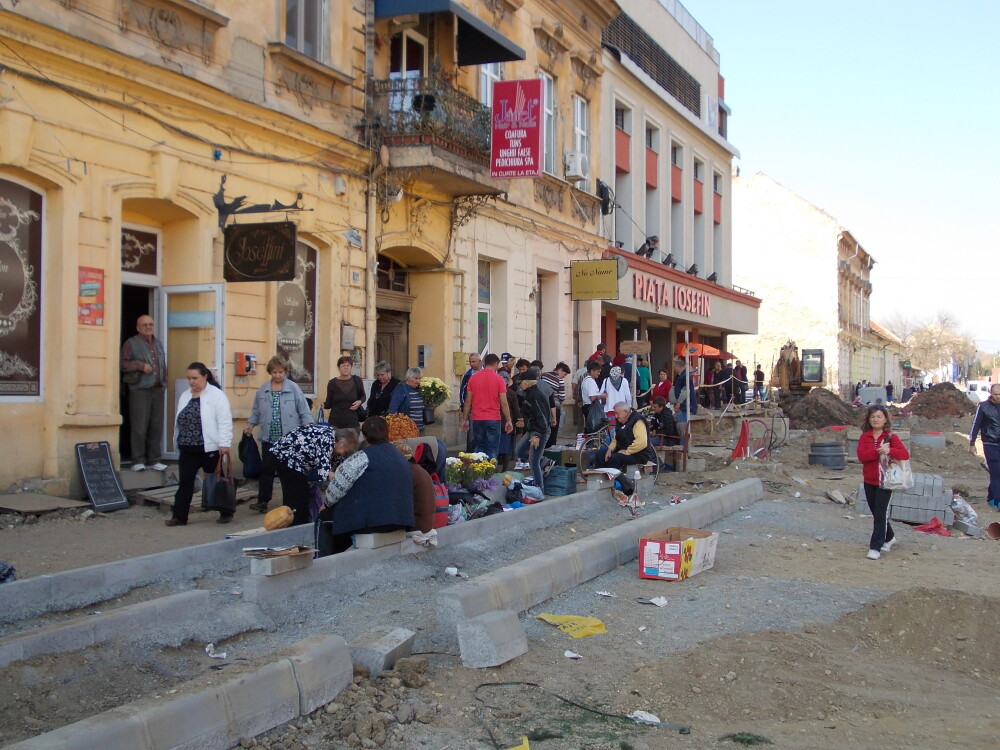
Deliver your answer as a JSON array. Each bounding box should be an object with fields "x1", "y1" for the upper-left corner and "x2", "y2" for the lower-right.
[{"x1": 856, "y1": 473, "x2": 953, "y2": 526}]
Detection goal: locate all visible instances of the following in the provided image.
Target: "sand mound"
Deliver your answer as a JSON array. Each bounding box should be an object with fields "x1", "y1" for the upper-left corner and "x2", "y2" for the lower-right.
[
  {"x1": 630, "y1": 588, "x2": 1000, "y2": 725},
  {"x1": 907, "y1": 382, "x2": 977, "y2": 419},
  {"x1": 787, "y1": 387, "x2": 858, "y2": 430}
]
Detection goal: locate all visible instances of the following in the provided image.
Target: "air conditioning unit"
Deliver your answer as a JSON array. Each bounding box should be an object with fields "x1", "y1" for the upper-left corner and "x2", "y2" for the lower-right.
[{"x1": 564, "y1": 151, "x2": 590, "y2": 182}]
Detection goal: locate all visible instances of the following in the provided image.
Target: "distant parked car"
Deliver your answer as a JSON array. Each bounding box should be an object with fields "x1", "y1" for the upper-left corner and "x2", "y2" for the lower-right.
[{"x1": 966, "y1": 380, "x2": 993, "y2": 403}]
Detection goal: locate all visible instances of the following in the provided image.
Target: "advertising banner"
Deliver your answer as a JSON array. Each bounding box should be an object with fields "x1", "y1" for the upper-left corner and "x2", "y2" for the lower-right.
[
  {"x1": 490, "y1": 78, "x2": 543, "y2": 179},
  {"x1": 224, "y1": 221, "x2": 297, "y2": 282}
]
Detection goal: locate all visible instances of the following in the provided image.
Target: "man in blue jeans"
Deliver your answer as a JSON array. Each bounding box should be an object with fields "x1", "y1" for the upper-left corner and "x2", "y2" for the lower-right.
[{"x1": 461, "y1": 353, "x2": 513, "y2": 459}]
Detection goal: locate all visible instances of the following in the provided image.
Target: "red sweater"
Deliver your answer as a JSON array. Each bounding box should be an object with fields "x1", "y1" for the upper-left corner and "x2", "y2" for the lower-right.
[{"x1": 857, "y1": 430, "x2": 909, "y2": 486}]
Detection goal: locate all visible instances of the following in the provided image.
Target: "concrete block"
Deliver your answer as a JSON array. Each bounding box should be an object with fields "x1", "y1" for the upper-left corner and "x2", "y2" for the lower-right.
[
  {"x1": 220, "y1": 658, "x2": 300, "y2": 742},
  {"x1": 250, "y1": 552, "x2": 314, "y2": 576},
  {"x1": 353, "y1": 530, "x2": 407, "y2": 549},
  {"x1": 2, "y1": 705, "x2": 149, "y2": 749},
  {"x1": 912, "y1": 432, "x2": 946, "y2": 449},
  {"x1": 457, "y1": 610, "x2": 528, "y2": 668},
  {"x1": 349, "y1": 627, "x2": 416, "y2": 678},
  {"x1": 140, "y1": 688, "x2": 230, "y2": 750},
  {"x1": 287, "y1": 634, "x2": 353, "y2": 714},
  {"x1": 682, "y1": 457, "x2": 706, "y2": 472}
]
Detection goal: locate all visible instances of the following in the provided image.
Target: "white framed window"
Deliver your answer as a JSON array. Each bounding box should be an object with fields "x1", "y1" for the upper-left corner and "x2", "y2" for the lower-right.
[
  {"x1": 693, "y1": 159, "x2": 703, "y2": 181},
  {"x1": 479, "y1": 62, "x2": 502, "y2": 106},
  {"x1": 713, "y1": 172, "x2": 723, "y2": 194},
  {"x1": 542, "y1": 72, "x2": 556, "y2": 175},
  {"x1": 614, "y1": 106, "x2": 627, "y2": 132},
  {"x1": 477, "y1": 260, "x2": 491, "y2": 355},
  {"x1": 573, "y1": 95, "x2": 590, "y2": 188},
  {"x1": 671, "y1": 142, "x2": 682, "y2": 167},
  {"x1": 285, "y1": 0, "x2": 324, "y2": 59},
  {"x1": 645, "y1": 125, "x2": 657, "y2": 151}
]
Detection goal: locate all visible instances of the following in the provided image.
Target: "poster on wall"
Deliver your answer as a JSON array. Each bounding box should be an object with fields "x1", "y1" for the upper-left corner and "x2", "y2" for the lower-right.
[
  {"x1": 78, "y1": 267, "x2": 104, "y2": 326},
  {"x1": 276, "y1": 242, "x2": 317, "y2": 395},
  {"x1": 0, "y1": 179, "x2": 43, "y2": 397},
  {"x1": 490, "y1": 78, "x2": 543, "y2": 179}
]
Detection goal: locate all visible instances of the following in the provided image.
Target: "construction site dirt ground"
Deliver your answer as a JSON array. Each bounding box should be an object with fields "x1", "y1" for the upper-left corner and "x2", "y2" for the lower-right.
[{"x1": 1, "y1": 410, "x2": 998, "y2": 749}]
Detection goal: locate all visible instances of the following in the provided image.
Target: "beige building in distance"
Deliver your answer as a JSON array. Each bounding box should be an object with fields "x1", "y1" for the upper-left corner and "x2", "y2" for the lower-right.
[{"x1": 729, "y1": 172, "x2": 881, "y2": 397}]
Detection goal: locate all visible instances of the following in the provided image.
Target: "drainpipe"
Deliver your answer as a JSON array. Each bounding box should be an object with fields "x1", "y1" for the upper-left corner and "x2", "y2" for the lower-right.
[{"x1": 363, "y1": 0, "x2": 377, "y2": 379}]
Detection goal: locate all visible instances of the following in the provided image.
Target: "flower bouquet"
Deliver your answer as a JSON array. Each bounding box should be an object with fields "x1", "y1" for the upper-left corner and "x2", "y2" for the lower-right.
[
  {"x1": 445, "y1": 451, "x2": 498, "y2": 491},
  {"x1": 418, "y1": 376, "x2": 451, "y2": 409}
]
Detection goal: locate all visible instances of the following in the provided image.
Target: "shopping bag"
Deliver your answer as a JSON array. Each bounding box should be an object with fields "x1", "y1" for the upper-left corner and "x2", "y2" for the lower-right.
[
  {"x1": 239, "y1": 433, "x2": 262, "y2": 479},
  {"x1": 584, "y1": 405, "x2": 606, "y2": 434},
  {"x1": 315, "y1": 406, "x2": 328, "y2": 425},
  {"x1": 881, "y1": 458, "x2": 914, "y2": 491},
  {"x1": 208, "y1": 454, "x2": 237, "y2": 513}
]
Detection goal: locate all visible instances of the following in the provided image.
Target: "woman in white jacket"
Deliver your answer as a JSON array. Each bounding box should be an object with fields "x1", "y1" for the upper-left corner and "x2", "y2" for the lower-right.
[{"x1": 167, "y1": 362, "x2": 233, "y2": 526}]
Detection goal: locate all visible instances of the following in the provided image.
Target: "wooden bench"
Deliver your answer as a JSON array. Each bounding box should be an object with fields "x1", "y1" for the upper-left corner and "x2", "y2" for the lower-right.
[{"x1": 653, "y1": 423, "x2": 689, "y2": 476}]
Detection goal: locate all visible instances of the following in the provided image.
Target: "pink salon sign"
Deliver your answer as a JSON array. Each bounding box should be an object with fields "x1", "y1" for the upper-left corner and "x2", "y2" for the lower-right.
[{"x1": 490, "y1": 79, "x2": 543, "y2": 179}]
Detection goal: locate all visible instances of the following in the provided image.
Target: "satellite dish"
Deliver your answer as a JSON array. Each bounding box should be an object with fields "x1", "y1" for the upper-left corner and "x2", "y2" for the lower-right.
[{"x1": 616, "y1": 255, "x2": 629, "y2": 279}]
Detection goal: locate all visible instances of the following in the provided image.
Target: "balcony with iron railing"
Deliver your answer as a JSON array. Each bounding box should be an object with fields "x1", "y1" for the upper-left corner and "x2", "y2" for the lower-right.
[{"x1": 368, "y1": 74, "x2": 505, "y2": 197}]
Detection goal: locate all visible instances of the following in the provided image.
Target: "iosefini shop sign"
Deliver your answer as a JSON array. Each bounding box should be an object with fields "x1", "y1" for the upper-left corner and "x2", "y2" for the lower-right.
[{"x1": 570, "y1": 260, "x2": 619, "y2": 301}]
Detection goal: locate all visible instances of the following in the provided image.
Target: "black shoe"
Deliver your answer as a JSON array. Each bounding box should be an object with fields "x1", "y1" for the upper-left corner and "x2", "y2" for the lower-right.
[
  {"x1": 216, "y1": 514, "x2": 234, "y2": 524},
  {"x1": 165, "y1": 518, "x2": 186, "y2": 527},
  {"x1": 248, "y1": 501, "x2": 269, "y2": 513}
]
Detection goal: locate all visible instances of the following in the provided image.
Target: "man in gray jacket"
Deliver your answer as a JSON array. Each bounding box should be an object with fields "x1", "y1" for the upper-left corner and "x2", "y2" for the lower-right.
[{"x1": 120, "y1": 315, "x2": 167, "y2": 471}]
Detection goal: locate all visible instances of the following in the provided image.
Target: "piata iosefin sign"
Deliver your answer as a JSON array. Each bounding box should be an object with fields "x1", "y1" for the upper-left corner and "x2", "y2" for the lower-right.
[
  {"x1": 224, "y1": 221, "x2": 296, "y2": 282},
  {"x1": 570, "y1": 260, "x2": 619, "y2": 301},
  {"x1": 490, "y1": 78, "x2": 543, "y2": 179}
]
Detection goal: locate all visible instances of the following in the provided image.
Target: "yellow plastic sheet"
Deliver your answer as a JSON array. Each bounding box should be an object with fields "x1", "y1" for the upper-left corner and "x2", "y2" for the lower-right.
[
  {"x1": 507, "y1": 738, "x2": 531, "y2": 750},
  {"x1": 536, "y1": 613, "x2": 608, "y2": 638}
]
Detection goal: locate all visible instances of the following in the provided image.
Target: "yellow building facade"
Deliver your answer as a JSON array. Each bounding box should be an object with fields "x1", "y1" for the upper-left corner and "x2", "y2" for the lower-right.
[{"x1": 0, "y1": 0, "x2": 622, "y2": 493}]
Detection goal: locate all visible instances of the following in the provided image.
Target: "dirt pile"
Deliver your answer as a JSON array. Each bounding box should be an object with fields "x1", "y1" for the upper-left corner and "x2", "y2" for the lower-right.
[
  {"x1": 906, "y1": 382, "x2": 978, "y2": 419},
  {"x1": 787, "y1": 388, "x2": 858, "y2": 430},
  {"x1": 630, "y1": 587, "x2": 999, "y2": 727}
]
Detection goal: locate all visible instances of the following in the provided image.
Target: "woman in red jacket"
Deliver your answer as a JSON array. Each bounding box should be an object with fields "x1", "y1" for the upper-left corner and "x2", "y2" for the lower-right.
[{"x1": 856, "y1": 405, "x2": 910, "y2": 560}]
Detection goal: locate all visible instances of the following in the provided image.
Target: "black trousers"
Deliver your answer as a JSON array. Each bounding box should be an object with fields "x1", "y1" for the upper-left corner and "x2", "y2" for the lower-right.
[
  {"x1": 864, "y1": 482, "x2": 895, "y2": 551},
  {"x1": 173, "y1": 448, "x2": 220, "y2": 523},
  {"x1": 315, "y1": 505, "x2": 353, "y2": 557},
  {"x1": 275, "y1": 462, "x2": 311, "y2": 526},
  {"x1": 257, "y1": 441, "x2": 278, "y2": 505}
]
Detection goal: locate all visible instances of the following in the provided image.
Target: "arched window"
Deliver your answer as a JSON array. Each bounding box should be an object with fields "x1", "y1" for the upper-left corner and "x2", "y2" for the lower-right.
[{"x1": 376, "y1": 256, "x2": 408, "y2": 292}]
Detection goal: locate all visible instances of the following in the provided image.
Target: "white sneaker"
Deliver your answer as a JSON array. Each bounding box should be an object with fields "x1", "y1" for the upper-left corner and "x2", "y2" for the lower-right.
[
  {"x1": 132, "y1": 463, "x2": 146, "y2": 472},
  {"x1": 881, "y1": 538, "x2": 897, "y2": 553},
  {"x1": 149, "y1": 463, "x2": 168, "y2": 472},
  {"x1": 866, "y1": 549, "x2": 881, "y2": 560}
]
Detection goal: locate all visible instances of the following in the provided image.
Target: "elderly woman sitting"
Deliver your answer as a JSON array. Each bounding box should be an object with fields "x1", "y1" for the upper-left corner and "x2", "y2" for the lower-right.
[
  {"x1": 586, "y1": 401, "x2": 656, "y2": 472},
  {"x1": 388, "y1": 366, "x2": 426, "y2": 432},
  {"x1": 316, "y1": 416, "x2": 415, "y2": 556}
]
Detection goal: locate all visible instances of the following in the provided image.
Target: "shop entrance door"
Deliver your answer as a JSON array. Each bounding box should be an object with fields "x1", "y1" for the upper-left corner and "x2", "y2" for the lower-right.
[
  {"x1": 376, "y1": 310, "x2": 409, "y2": 373},
  {"x1": 158, "y1": 284, "x2": 224, "y2": 458}
]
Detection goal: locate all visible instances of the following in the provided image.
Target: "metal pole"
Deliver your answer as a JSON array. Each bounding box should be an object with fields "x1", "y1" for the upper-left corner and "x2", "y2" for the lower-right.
[{"x1": 684, "y1": 329, "x2": 690, "y2": 424}]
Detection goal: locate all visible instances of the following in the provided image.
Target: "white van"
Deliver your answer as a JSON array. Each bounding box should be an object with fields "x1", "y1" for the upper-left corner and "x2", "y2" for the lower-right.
[{"x1": 966, "y1": 381, "x2": 993, "y2": 403}]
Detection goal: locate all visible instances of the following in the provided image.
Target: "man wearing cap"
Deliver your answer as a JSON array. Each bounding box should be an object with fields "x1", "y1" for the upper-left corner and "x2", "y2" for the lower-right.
[{"x1": 461, "y1": 353, "x2": 513, "y2": 459}]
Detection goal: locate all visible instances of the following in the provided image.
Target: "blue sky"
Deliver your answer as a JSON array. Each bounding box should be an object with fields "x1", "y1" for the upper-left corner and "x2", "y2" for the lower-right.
[{"x1": 678, "y1": 0, "x2": 1000, "y2": 354}]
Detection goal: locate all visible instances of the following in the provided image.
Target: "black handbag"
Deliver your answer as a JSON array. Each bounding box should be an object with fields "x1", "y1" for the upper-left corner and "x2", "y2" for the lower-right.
[
  {"x1": 238, "y1": 433, "x2": 262, "y2": 479},
  {"x1": 208, "y1": 453, "x2": 237, "y2": 513},
  {"x1": 354, "y1": 376, "x2": 368, "y2": 421}
]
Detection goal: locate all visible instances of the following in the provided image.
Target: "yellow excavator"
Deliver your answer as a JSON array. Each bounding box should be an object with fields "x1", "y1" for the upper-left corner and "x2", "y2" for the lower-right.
[{"x1": 770, "y1": 340, "x2": 824, "y2": 401}]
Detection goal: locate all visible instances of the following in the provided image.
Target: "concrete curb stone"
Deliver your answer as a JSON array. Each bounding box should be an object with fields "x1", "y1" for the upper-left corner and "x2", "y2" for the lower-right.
[
  {"x1": 436, "y1": 478, "x2": 763, "y2": 627},
  {"x1": 4, "y1": 634, "x2": 351, "y2": 750},
  {"x1": 348, "y1": 627, "x2": 416, "y2": 679},
  {"x1": 0, "y1": 590, "x2": 210, "y2": 668},
  {"x1": 0, "y1": 525, "x2": 311, "y2": 624},
  {"x1": 457, "y1": 610, "x2": 528, "y2": 668}
]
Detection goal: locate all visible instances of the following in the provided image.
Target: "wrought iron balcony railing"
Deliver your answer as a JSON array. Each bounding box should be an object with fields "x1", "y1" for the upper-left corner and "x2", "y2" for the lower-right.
[{"x1": 369, "y1": 75, "x2": 492, "y2": 164}]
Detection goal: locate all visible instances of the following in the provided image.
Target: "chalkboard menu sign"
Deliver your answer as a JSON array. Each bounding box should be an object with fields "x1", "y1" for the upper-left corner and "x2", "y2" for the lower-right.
[{"x1": 75, "y1": 442, "x2": 129, "y2": 512}]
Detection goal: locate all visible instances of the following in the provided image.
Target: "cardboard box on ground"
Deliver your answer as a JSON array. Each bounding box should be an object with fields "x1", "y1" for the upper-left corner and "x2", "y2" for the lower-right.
[{"x1": 639, "y1": 527, "x2": 719, "y2": 581}]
